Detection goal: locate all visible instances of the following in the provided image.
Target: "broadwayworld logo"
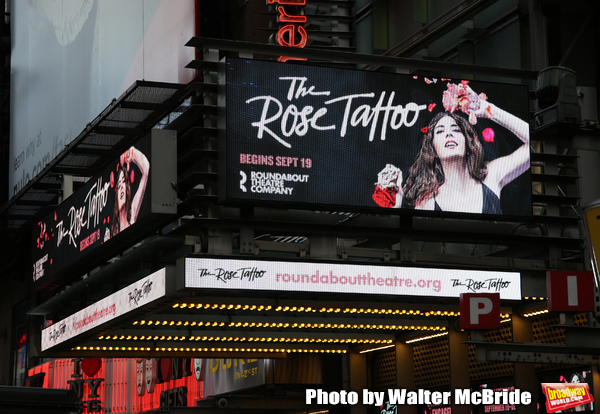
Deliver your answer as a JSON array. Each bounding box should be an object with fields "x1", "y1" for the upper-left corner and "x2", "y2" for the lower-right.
[{"x1": 542, "y1": 383, "x2": 594, "y2": 413}]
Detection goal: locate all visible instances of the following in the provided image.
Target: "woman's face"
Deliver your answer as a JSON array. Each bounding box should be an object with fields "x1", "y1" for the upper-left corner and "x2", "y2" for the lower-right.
[
  {"x1": 117, "y1": 170, "x2": 126, "y2": 210},
  {"x1": 432, "y1": 115, "x2": 466, "y2": 160}
]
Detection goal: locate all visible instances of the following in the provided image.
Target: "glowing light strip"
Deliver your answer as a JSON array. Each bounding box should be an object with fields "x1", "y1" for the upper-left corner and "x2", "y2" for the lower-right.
[
  {"x1": 523, "y1": 308, "x2": 549, "y2": 318},
  {"x1": 359, "y1": 344, "x2": 395, "y2": 354},
  {"x1": 405, "y1": 332, "x2": 449, "y2": 344}
]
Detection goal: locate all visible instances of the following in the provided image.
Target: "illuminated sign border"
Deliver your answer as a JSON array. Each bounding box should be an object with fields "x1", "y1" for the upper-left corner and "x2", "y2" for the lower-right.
[
  {"x1": 41, "y1": 268, "x2": 169, "y2": 351},
  {"x1": 182, "y1": 257, "x2": 521, "y2": 300}
]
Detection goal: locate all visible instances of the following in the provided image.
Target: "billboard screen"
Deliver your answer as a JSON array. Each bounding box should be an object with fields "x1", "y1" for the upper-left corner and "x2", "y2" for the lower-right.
[
  {"x1": 41, "y1": 268, "x2": 168, "y2": 352},
  {"x1": 223, "y1": 58, "x2": 531, "y2": 217},
  {"x1": 32, "y1": 131, "x2": 177, "y2": 288},
  {"x1": 183, "y1": 257, "x2": 521, "y2": 300}
]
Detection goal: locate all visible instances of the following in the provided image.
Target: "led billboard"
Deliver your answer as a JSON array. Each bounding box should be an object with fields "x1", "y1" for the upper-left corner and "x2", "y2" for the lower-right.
[
  {"x1": 223, "y1": 58, "x2": 531, "y2": 217},
  {"x1": 31, "y1": 130, "x2": 177, "y2": 288},
  {"x1": 183, "y1": 257, "x2": 521, "y2": 300},
  {"x1": 41, "y1": 267, "x2": 169, "y2": 352}
]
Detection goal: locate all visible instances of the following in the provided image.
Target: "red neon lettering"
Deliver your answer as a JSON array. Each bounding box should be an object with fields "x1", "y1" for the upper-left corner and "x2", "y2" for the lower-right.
[
  {"x1": 277, "y1": 5, "x2": 307, "y2": 22},
  {"x1": 278, "y1": 56, "x2": 308, "y2": 62},
  {"x1": 271, "y1": 0, "x2": 308, "y2": 62},
  {"x1": 268, "y1": 0, "x2": 307, "y2": 4},
  {"x1": 277, "y1": 24, "x2": 308, "y2": 48}
]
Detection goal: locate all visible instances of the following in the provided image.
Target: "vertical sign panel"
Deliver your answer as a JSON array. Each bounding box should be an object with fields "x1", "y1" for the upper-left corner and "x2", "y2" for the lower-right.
[{"x1": 31, "y1": 130, "x2": 177, "y2": 288}]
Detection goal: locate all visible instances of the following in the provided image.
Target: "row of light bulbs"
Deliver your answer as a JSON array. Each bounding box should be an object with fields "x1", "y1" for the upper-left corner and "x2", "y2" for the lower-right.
[
  {"x1": 523, "y1": 308, "x2": 549, "y2": 317},
  {"x1": 173, "y1": 302, "x2": 467, "y2": 317},
  {"x1": 172, "y1": 303, "x2": 518, "y2": 321},
  {"x1": 98, "y1": 335, "x2": 393, "y2": 345},
  {"x1": 72, "y1": 346, "x2": 346, "y2": 354},
  {"x1": 134, "y1": 319, "x2": 448, "y2": 331}
]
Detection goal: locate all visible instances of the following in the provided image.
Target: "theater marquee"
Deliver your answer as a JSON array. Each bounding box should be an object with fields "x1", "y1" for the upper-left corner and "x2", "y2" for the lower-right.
[
  {"x1": 182, "y1": 257, "x2": 521, "y2": 300},
  {"x1": 41, "y1": 268, "x2": 169, "y2": 352},
  {"x1": 222, "y1": 57, "x2": 531, "y2": 218}
]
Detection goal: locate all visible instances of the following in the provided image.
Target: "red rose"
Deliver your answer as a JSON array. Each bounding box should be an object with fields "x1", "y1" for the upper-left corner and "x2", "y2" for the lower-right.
[
  {"x1": 372, "y1": 186, "x2": 396, "y2": 208},
  {"x1": 421, "y1": 126, "x2": 429, "y2": 133},
  {"x1": 482, "y1": 128, "x2": 495, "y2": 142}
]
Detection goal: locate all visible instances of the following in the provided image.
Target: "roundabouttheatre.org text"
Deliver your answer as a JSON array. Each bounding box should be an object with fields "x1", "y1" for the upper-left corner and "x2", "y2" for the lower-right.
[{"x1": 276, "y1": 271, "x2": 442, "y2": 292}]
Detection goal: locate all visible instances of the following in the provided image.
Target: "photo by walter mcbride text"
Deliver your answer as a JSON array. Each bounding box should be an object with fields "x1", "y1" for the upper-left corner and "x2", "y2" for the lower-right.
[{"x1": 305, "y1": 388, "x2": 532, "y2": 406}]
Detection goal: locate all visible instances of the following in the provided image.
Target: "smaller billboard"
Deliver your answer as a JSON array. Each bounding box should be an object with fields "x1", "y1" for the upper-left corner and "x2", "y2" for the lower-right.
[
  {"x1": 41, "y1": 268, "x2": 169, "y2": 352},
  {"x1": 31, "y1": 130, "x2": 177, "y2": 288},
  {"x1": 183, "y1": 257, "x2": 521, "y2": 300}
]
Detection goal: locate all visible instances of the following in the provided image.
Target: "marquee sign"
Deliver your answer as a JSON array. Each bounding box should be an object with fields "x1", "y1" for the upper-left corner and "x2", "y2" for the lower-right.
[
  {"x1": 41, "y1": 268, "x2": 169, "y2": 352},
  {"x1": 183, "y1": 257, "x2": 521, "y2": 300},
  {"x1": 222, "y1": 57, "x2": 531, "y2": 218},
  {"x1": 31, "y1": 130, "x2": 177, "y2": 288}
]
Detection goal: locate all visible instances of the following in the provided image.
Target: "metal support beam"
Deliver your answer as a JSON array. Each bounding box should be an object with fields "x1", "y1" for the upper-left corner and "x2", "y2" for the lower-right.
[
  {"x1": 470, "y1": 341, "x2": 600, "y2": 364},
  {"x1": 480, "y1": 349, "x2": 600, "y2": 365},
  {"x1": 185, "y1": 37, "x2": 538, "y2": 80}
]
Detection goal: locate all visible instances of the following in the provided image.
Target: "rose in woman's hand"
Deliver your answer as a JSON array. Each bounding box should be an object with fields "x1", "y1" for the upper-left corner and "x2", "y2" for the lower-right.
[{"x1": 442, "y1": 82, "x2": 492, "y2": 124}]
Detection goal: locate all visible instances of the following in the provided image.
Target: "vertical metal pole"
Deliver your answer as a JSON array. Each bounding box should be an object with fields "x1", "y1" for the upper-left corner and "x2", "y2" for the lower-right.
[
  {"x1": 396, "y1": 342, "x2": 417, "y2": 414},
  {"x1": 512, "y1": 312, "x2": 538, "y2": 414},
  {"x1": 449, "y1": 325, "x2": 470, "y2": 414}
]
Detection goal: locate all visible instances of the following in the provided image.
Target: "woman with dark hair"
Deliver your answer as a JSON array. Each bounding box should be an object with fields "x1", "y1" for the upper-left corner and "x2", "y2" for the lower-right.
[
  {"x1": 111, "y1": 146, "x2": 150, "y2": 236},
  {"x1": 375, "y1": 83, "x2": 529, "y2": 214}
]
